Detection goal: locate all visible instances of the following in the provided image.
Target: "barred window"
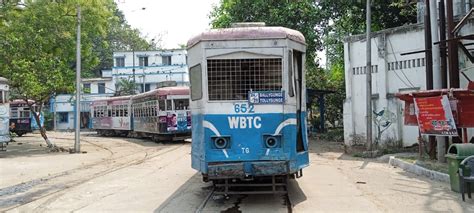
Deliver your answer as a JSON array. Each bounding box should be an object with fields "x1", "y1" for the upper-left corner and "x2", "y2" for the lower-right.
[{"x1": 207, "y1": 58, "x2": 282, "y2": 101}]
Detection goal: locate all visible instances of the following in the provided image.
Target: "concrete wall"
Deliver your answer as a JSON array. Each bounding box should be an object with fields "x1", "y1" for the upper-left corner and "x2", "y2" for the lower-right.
[{"x1": 343, "y1": 19, "x2": 474, "y2": 147}]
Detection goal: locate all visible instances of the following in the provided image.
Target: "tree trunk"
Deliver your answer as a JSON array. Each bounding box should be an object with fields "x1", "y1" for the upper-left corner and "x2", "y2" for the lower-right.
[{"x1": 30, "y1": 103, "x2": 55, "y2": 148}]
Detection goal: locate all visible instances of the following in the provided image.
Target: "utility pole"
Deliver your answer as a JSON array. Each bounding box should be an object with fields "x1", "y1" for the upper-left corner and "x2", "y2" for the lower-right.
[
  {"x1": 429, "y1": 0, "x2": 446, "y2": 162},
  {"x1": 424, "y1": 0, "x2": 434, "y2": 159},
  {"x1": 74, "y1": 5, "x2": 81, "y2": 153},
  {"x1": 366, "y1": 0, "x2": 373, "y2": 151},
  {"x1": 133, "y1": 49, "x2": 136, "y2": 94}
]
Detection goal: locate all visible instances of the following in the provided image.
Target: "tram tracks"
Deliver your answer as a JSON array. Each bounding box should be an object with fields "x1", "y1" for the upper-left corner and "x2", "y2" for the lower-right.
[
  {"x1": 195, "y1": 186, "x2": 293, "y2": 213},
  {"x1": 0, "y1": 136, "x2": 186, "y2": 212}
]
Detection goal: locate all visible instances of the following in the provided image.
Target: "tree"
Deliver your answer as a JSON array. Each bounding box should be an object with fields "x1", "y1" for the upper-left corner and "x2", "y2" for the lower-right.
[
  {"x1": 0, "y1": 0, "x2": 114, "y2": 148},
  {"x1": 115, "y1": 78, "x2": 136, "y2": 96},
  {"x1": 210, "y1": 0, "x2": 323, "y2": 69}
]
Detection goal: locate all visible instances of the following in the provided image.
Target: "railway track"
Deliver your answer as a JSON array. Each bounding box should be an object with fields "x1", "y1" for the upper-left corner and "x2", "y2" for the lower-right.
[
  {"x1": 0, "y1": 136, "x2": 186, "y2": 212},
  {"x1": 195, "y1": 185, "x2": 293, "y2": 213}
]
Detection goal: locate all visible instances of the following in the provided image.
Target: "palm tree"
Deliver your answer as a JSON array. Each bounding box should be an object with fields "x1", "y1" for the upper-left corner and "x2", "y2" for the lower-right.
[{"x1": 115, "y1": 78, "x2": 135, "y2": 96}]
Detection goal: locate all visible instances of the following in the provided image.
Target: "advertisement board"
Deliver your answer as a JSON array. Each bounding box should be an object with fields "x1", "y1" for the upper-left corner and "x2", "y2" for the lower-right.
[{"x1": 414, "y1": 95, "x2": 458, "y2": 136}]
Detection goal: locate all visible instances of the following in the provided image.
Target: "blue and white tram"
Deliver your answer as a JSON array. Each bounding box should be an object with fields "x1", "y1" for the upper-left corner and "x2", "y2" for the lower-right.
[
  {"x1": 187, "y1": 25, "x2": 309, "y2": 193},
  {"x1": 0, "y1": 77, "x2": 10, "y2": 151}
]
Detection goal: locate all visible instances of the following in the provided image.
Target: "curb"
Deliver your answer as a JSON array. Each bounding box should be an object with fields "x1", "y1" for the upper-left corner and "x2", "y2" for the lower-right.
[{"x1": 388, "y1": 156, "x2": 450, "y2": 183}]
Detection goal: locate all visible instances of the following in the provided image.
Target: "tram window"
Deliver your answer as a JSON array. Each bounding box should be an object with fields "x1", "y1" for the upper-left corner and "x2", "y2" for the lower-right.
[
  {"x1": 112, "y1": 106, "x2": 116, "y2": 117},
  {"x1": 207, "y1": 58, "x2": 282, "y2": 100},
  {"x1": 189, "y1": 64, "x2": 202, "y2": 100},
  {"x1": 159, "y1": 100, "x2": 165, "y2": 111},
  {"x1": 174, "y1": 99, "x2": 189, "y2": 110},
  {"x1": 20, "y1": 110, "x2": 30, "y2": 118},
  {"x1": 166, "y1": 100, "x2": 172, "y2": 110},
  {"x1": 288, "y1": 50, "x2": 294, "y2": 97},
  {"x1": 11, "y1": 108, "x2": 18, "y2": 118}
]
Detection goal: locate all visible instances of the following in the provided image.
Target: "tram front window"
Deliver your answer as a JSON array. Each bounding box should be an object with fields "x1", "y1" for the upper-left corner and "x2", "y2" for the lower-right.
[{"x1": 207, "y1": 58, "x2": 282, "y2": 101}]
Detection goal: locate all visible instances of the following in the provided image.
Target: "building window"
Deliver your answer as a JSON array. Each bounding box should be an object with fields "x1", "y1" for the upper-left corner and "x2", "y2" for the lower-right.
[
  {"x1": 139, "y1": 56, "x2": 148, "y2": 67},
  {"x1": 408, "y1": 60, "x2": 411, "y2": 68},
  {"x1": 115, "y1": 57, "x2": 125, "y2": 67},
  {"x1": 98, "y1": 83, "x2": 105, "y2": 94},
  {"x1": 83, "y1": 83, "x2": 91, "y2": 94},
  {"x1": 387, "y1": 63, "x2": 391, "y2": 71},
  {"x1": 412, "y1": 59, "x2": 416, "y2": 67},
  {"x1": 353, "y1": 68, "x2": 356, "y2": 74},
  {"x1": 403, "y1": 61, "x2": 407, "y2": 69},
  {"x1": 421, "y1": 58, "x2": 425, "y2": 66},
  {"x1": 417, "y1": 59, "x2": 421, "y2": 67},
  {"x1": 58, "y1": 112, "x2": 68, "y2": 123},
  {"x1": 162, "y1": 56, "x2": 172, "y2": 65},
  {"x1": 145, "y1": 83, "x2": 151, "y2": 92},
  {"x1": 364, "y1": 66, "x2": 367, "y2": 74}
]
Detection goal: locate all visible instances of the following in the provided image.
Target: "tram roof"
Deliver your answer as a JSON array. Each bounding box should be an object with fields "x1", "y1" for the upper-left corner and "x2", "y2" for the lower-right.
[
  {"x1": 92, "y1": 95, "x2": 132, "y2": 103},
  {"x1": 132, "y1": 86, "x2": 190, "y2": 99},
  {"x1": 187, "y1": 26, "x2": 306, "y2": 48},
  {"x1": 0, "y1": 77, "x2": 8, "y2": 84}
]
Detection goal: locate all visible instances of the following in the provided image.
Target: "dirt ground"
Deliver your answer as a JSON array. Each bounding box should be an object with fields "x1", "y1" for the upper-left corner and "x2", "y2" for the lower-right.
[{"x1": 1, "y1": 132, "x2": 473, "y2": 212}]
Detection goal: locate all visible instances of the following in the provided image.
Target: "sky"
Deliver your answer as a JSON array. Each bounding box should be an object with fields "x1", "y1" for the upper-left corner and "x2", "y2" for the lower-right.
[{"x1": 116, "y1": 0, "x2": 221, "y2": 49}]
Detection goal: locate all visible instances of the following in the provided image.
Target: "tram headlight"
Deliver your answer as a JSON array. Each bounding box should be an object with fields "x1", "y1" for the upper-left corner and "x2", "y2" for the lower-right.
[
  {"x1": 212, "y1": 136, "x2": 230, "y2": 149},
  {"x1": 263, "y1": 135, "x2": 281, "y2": 148}
]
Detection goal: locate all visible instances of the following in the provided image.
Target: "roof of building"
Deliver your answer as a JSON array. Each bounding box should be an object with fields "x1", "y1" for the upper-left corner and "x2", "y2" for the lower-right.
[
  {"x1": 82, "y1": 77, "x2": 112, "y2": 82},
  {"x1": 187, "y1": 26, "x2": 306, "y2": 48},
  {"x1": 344, "y1": 23, "x2": 424, "y2": 43},
  {"x1": 345, "y1": 16, "x2": 474, "y2": 43}
]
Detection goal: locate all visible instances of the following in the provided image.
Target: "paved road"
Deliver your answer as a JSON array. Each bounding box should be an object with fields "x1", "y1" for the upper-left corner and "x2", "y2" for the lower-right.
[{"x1": 1, "y1": 132, "x2": 473, "y2": 212}]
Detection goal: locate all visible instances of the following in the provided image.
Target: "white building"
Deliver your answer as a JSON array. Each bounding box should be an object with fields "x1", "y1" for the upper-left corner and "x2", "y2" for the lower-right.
[
  {"x1": 343, "y1": 14, "x2": 474, "y2": 146},
  {"x1": 112, "y1": 49, "x2": 189, "y2": 92}
]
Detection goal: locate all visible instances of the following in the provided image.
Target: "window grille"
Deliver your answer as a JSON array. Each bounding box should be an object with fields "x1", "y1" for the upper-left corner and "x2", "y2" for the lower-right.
[{"x1": 207, "y1": 58, "x2": 282, "y2": 101}]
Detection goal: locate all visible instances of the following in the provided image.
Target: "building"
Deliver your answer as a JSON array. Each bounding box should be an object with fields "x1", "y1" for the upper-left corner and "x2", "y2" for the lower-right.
[
  {"x1": 112, "y1": 49, "x2": 189, "y2": 93},
  {"x1": 343, "y1": 3, "x2": 474, "y2": 147},
  {"x1": 52, "y1": 70, "x2": 114, "y2": 130}
]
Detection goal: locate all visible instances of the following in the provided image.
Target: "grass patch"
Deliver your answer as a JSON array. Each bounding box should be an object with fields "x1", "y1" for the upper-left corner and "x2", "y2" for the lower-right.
[{"x1": 398, "y1": 156, "x2": 448, "y2": 174}]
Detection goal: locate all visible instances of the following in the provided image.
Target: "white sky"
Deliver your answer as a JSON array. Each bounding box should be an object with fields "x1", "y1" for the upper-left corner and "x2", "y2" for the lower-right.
[{"x1": 116, "y1": 0, "x2": 221, "y2": 49}]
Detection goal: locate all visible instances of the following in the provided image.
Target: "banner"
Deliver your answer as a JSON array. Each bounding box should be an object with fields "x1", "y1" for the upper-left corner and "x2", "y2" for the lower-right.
[{"x1": 414, "y1": 95, "x2": 458, "y2": 136}]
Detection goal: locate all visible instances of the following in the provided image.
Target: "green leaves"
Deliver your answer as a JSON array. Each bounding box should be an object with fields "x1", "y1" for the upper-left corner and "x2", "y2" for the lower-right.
[{"x1": 0, "y1": 0, "x2": 114, "y2": 103}]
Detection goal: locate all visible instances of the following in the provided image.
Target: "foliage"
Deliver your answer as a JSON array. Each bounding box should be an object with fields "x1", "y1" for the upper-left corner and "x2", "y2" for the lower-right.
[
  {"x1": 91, "y1": 4, "x2": 162, "y2": 77},
  {"x1": 318, "y1": 128, "x2": 344, "y2": 142},
  {"x1": 0, "y1": 0, "x2": 114, "y2": 147},
  {"x1": 115, "y1": 78, "x2": 136, "y2": 96},
  {"x1": 210, "y1": 0, "x2": 323, "y2": 69}
]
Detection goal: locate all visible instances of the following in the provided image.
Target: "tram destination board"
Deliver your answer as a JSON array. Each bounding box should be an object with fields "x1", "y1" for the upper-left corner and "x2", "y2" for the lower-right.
[{"x1": 248, "y1": 91, "x2": 285, "y2": 104}]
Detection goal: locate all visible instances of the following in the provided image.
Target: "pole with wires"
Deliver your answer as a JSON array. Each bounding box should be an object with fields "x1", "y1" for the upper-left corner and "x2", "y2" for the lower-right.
[{"x1": 366, "y1": 0, "x2": 373, "y2": 151}]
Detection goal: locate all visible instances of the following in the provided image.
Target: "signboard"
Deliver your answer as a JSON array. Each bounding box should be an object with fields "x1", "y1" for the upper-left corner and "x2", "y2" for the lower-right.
[
  {"x1": 414, "y1": 95, "x2": 458, "y2": 136},
  {"x1": 248, "y1": 91, "x2": 285, "y2": 104}
]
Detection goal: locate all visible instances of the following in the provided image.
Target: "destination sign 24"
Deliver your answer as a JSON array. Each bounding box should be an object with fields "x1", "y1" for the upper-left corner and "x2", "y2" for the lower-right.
[{"x1": 248, "y1": 91, "x2": 285, "y2": 104}]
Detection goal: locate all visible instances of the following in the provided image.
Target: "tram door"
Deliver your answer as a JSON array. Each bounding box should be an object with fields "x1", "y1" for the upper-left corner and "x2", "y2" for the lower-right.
[{"x1": 292, "y1": 50, "x2": 306, "y2": 152}]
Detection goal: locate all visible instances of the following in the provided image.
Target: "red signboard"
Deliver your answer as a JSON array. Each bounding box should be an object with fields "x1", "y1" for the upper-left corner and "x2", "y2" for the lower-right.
[{"x1": 414, "y1": 95, "x2": 458, "y2": 136}]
